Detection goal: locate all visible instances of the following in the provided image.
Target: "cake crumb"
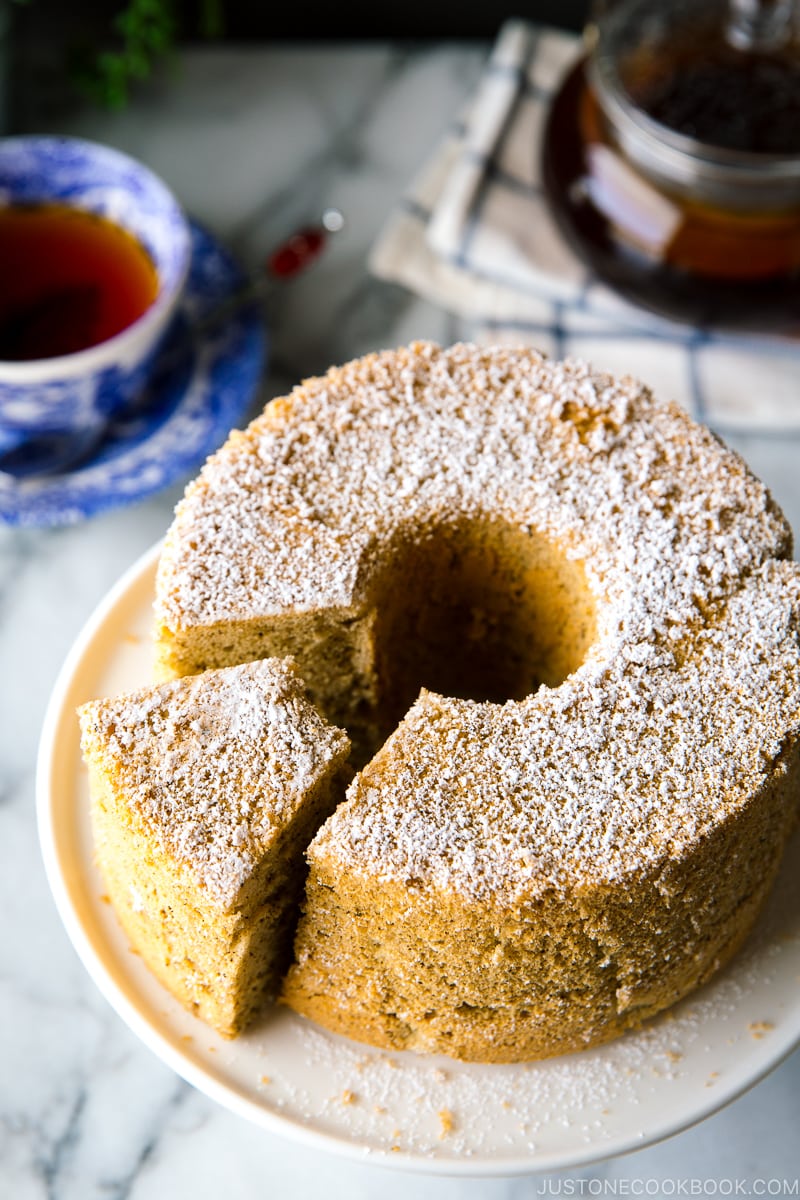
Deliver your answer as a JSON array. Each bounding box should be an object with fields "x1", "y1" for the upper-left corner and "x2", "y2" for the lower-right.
[
  {"x1": 259, "y1": 1074, "x2": 271, "y2": 1085},
  {"x1": 341, "y1": 1089, "x2": 357, "y2": 1105},
  {"x1": 438, "y1": 1108, "x2": 455, "y2": 1138},
  {"x1": 748, "y1": 1021, "x2": 774, "y2": 1039}
]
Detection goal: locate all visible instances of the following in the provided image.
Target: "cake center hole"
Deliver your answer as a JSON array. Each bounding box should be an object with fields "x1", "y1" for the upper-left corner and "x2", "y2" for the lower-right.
[{"x1": 368, "y1": 517, "x2": 598, "y2": 747}]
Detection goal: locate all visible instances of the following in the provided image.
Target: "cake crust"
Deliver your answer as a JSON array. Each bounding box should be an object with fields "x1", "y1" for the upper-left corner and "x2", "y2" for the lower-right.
[{"x1": 153, "y1": 342, "x2": 800, "y2": 1059}]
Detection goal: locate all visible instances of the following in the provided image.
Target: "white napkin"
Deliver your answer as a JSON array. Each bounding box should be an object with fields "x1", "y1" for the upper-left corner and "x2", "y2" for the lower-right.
[{"x1": 370, "y1": 20, "x2": 800, "y2": 433}]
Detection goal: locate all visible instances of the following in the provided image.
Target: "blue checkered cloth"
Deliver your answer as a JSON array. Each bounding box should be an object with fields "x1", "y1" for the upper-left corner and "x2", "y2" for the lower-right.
[{"x1": 370, "y1": 21, "x2": 800, "y2": 433}]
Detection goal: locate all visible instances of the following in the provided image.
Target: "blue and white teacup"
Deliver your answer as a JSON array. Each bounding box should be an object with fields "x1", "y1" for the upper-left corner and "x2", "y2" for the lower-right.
[{"x1": 0, "y1": 136, "x2": 191, "y2": 475}]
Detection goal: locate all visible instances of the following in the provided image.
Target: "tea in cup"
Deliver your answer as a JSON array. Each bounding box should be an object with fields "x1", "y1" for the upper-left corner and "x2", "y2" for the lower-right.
[{"x1": 0, "y1": 136, "x2": 191, "y2": 475}]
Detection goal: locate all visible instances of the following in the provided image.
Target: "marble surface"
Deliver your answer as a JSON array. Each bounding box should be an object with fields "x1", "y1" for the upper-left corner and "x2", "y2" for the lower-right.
[{"x1": 2, "y1": 43, "x2": 800, "y2": 1199}]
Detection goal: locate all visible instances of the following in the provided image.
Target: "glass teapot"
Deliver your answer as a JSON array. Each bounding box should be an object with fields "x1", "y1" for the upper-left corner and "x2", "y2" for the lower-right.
[{"x1": 542, "y1": 0, "x2": 800, "y2": 327}]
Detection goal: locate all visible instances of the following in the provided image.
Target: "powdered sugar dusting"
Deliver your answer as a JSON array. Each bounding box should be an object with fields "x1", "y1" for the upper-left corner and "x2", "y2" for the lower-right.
[
  {"x1": 316, "y1": 561, "x2": 800, "y2": 896},
  {"x1": 154, "y1": 342, "x2": 800, "y2": 897},
  {"x1": 156, "y1": 342, "x2": 789, "y2": 630},
  {"x1": 79, "y1": 658, "x2": 350, "y2": 906}
]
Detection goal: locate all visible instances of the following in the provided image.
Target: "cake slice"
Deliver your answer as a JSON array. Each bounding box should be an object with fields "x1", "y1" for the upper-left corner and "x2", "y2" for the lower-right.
[{"x1": 78, "y1": 658, "x2": 350, "y2": 1037}]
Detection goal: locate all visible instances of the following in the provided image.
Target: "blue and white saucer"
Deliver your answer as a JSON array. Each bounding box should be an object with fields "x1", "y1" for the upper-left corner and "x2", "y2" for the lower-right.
[{"x1": 0, "y1": 222, "x2": 266, "y2": 528}]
